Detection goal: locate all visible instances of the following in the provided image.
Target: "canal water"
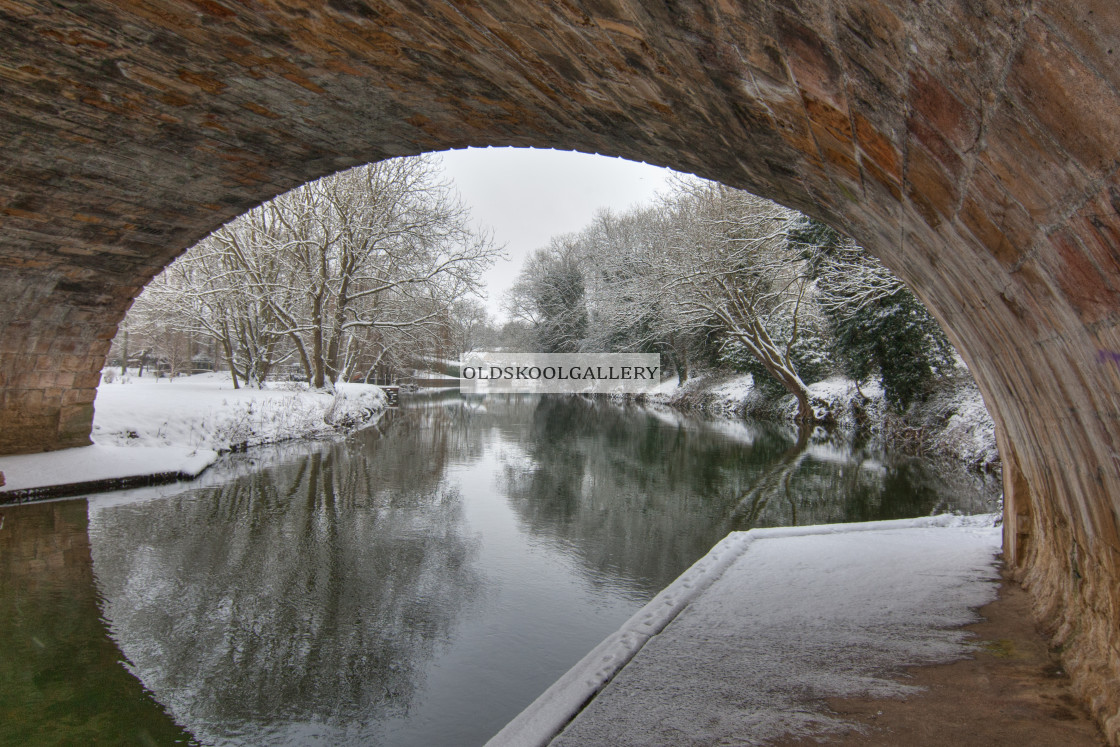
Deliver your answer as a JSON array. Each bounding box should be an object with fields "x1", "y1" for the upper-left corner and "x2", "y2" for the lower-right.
[{"x1": 1, "y1": 394, "x2": 1000, "y2": 746}]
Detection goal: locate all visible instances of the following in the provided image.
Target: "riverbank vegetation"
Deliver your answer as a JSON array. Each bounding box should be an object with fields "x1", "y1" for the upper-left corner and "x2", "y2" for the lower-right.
[
  {"x1": 94, "y1": 371, "x2": 388, "y2": 453},
  {"x1": 503, "y1": 175, "x2": 996, "y2": 472},
  {"x1": 105, "y1": 155, "x2": 994, "y2": 472}
]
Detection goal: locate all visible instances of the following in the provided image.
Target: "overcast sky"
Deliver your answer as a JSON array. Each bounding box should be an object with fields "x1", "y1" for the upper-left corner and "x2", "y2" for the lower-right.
[{"x1": 435, "y1": 147, "x2": 677, "y2": 320}]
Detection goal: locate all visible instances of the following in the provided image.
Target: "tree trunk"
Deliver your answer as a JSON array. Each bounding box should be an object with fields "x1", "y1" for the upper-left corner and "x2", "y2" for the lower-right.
[
  {"x1": 672, "y1": 336, "x2": 690, "y2": 385},
  {"x1": 791, "y1": 386, "x2": 813, "y2": 424},
  {"x1": 729, "y1": 329, "x2": 816, "y2": 427},
  {"x1": 766, "y1": 361, "x2": 814, "y2": 425},
  {"x1": 324, "y1": 275, "x2": 351, "y2": 387},
  {"x1": 257, "y1": 345, "x2": 274, "y2": 384},
  {"x1": 220, "y1": 335, "x2": 240, "y2": 389},
  {"x1": 289, "y1": 331, "x2": 313, "y2": 384},
  {"x1": 324, "y1": 308, "x2": 346, "y2": 387},
  {"x1": 311, "y1": 294, "x2": 326, "y2": 389}
]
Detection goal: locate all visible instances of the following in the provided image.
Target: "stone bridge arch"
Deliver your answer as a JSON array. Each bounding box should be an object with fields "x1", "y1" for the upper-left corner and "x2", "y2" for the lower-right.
[{"x1": 1, "y1": 0, "x2": 1118, "y2": 738}]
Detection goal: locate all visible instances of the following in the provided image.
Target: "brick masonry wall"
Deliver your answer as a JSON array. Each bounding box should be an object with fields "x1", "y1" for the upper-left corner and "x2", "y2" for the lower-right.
[{"x1": 0, "y1": 0, "x2": 1118, "y2": 739}]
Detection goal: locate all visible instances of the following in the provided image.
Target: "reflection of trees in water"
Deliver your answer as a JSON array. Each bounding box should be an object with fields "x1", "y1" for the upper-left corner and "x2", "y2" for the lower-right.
[
  {"x1": 503, "y1": 397, "x2": 1000, "y2": 594},
  {"x1": 726, "y1": 428, "x2": 811, "y2": 528},
  {"x1": 502, "y1": 396, "x2": 796, "y2": 593},
  {"x1": 84, "y1": 394, "x2": 999, "y2": 743},
  {"x1": 89, "y1": 427, "x2": 481, "y2": 745},
  {"x1": 733, "y1": 442, "x2": 1000, "y2": 530}
]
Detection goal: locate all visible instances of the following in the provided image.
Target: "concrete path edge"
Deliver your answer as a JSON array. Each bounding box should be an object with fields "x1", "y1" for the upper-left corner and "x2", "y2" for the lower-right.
[{"x1": 485, "y1": 514, "x2": 998, "y2": 747}]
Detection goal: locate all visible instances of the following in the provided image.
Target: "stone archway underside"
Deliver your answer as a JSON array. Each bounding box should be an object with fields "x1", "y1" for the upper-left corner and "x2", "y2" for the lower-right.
[{"x1": 1, "y1": 0, "x2": 1118, "y2": 739}]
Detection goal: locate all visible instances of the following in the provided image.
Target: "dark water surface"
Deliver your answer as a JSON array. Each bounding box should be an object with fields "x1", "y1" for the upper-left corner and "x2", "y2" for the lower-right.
[{"x1": 1, "y1": 395, "x2": 1000, "y2": 746}]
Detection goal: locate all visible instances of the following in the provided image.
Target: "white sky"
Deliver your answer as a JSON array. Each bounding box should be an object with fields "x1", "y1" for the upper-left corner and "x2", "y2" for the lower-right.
[{"x1": 434, "y1": 147, "x2": 676, "y2": 321}]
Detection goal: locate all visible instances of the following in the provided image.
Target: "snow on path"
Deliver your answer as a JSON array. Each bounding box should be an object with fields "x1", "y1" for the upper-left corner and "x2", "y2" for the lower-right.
[
  {"x1": 490, "y1": 515, "x2": 1002, "y2": 747},
  {"x1": 0, "y1": 445, "x2": 218, "y2": 493},
  {"x1": 0, "y1": 372, "x2": 385, "y2": 495}
]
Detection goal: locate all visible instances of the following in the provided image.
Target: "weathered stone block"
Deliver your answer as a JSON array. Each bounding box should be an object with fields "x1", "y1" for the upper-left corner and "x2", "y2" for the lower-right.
[
  {"x1": 905, "y1": 144, "x2": 958, "y2": 228},
  {"x1": 853, "y1": 112, "x2": 900, "y2": 182},
  {"x1": 1036, "y1": 230, "x2": 1120, "y2": 325},
  {"x1": 979, "y1": 106, "x2": 1093, "y2": 224},
  {"x1": 73, "y1": 371, "x2": 102, "y2": 390},
  {"x1": 958, "y1": 165, "x2": 1036, "y2": 269},
  {"x1": 1008, "y1": 20, "x2": 1120, "y2": 174},
  {"x1": 908, "y1": 65, "x2": 980, "y2": 154},
  {"x1": 1039, "y1": 0, "x2": 1120, "y2": 93},
  {"x1": 61, "y1": 387, "x2": 95, "y2": 407}
]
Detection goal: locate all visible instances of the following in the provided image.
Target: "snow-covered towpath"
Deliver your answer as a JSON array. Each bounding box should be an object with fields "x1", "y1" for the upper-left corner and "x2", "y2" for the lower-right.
[
  {"x1": 0, "y1": 372, "x2": 385, "y2": 498},
  {"x1": 489, "y1": 515, "x2": 1004, "y2": 746}
]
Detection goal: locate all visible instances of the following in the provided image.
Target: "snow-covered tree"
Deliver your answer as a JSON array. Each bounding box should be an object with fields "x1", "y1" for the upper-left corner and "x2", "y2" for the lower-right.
[
  {"x1": 115, "y1": 264, "x2": 211, "y2": 380},
  {"x1": 507, "y1": 184, "x2": 825, "y2": 406},
  {"x1": 143, "y1": 229, "x2": 295, "y2": 388},
  {"x1": 655, "y1": 180, "x2": 819, "y2": 424},
  {"x1": 448, "y1": 298, "x2": 491, "y2": 356},
  {"x1": 505, "y1": 238, "x2": 589, "y2": 353},
  {"x1": 120, "y1": 156, "x2": 501, "y2": 389},
  {"x1": 799, "y1": 218, "x2": 955, "y2": 410},
  {"x1": 229, "y1": 156, "x2": 500, "y2": 388}
]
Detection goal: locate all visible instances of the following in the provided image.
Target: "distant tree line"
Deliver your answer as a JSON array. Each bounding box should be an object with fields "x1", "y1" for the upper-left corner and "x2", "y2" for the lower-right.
[
  {"x1": 505, "y1": 176, "x2": 956, "y2": 423},
  {"x1": 111, "y1": 156, "x2": 501, "y2": 389}
]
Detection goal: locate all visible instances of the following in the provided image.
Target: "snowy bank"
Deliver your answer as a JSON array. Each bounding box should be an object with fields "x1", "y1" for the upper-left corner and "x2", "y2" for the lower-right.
[
  {"x1": 92, "y1": 371, "x2": 387, "y2": 452},
  {"x1": 638, "y1": 370, "x2": 1000, "y2": 473},
  {"x1": 0, "y1": 372, "x2": 386, "y2": 501}
]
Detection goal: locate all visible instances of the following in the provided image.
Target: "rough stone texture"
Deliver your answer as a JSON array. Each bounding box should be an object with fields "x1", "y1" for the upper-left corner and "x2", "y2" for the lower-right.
[{"x1": 0, "y1": 0, "x2": 1117, "y2": 740}]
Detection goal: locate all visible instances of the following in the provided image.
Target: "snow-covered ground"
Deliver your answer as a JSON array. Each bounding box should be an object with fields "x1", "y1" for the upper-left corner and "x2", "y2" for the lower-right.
[
  {"x1": 916, "y1": 381, "x2": 1000, "y2": 471},
  {"x1": 638, "y1": 370, "x2": 1000, "y2": 472},
  {"x1": 491, "y1": 514, "x2": 1003, "y2": 747},
  {"x1": 0, "y1": 445, "x2": 219, "y2": 493},
  {"x1": 0, "y1": 371, "x2": 386, "y2": 494},
  {"x1": 92, "y1": 371, "x2": 386, "y2": 452}
]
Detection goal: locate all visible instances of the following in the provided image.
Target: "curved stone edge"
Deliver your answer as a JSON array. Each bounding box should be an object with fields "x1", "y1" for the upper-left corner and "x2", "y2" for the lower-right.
[
  {"x1": 0, "y1": 471, "x2": 204, "y2": 505},
  {"x1": 484, "y1": 530, "x2": 757, "y2": 747},
  {"x1": 485, "y1": 514, "x2": 997, "y2": 747}
]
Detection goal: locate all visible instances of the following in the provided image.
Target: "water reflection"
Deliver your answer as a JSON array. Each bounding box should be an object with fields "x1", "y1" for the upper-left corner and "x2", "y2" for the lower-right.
[
  {"x1": 6, "y1": 393, "x2": 1000, "y2": 746},
  {"x1": 502, "y1": 396, "x2": 997, "y2": 592},
  {"x1": 89, "y1": 421, "x2": 482, "y2": 745}
]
